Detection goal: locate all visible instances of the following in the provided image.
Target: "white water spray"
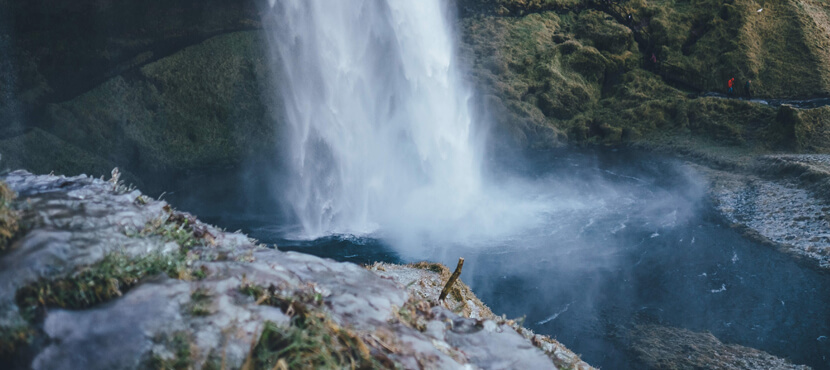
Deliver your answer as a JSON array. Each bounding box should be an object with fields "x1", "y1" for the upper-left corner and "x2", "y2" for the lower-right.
[{"x1": 265, "y1": 0, "x2": 541, "y2": 248}]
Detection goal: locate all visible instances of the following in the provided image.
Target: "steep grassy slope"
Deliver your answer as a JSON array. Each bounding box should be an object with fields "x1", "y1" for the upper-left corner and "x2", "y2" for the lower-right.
[
  {"x1": 629, "y1": 0, "x2": 830, "y2": 97},
  {"x1": 0, "y1": 31, "x2": 281, "y2": 183},
  {"x1": 461, "y1": 0, "x2": 830, "y2": 150},
  {"x1": 0, "y1": 129, "x2": 121, "y2": 181}
]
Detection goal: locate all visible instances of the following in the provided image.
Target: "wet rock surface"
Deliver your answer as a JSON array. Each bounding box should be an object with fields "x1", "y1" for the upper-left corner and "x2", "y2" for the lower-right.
[
  {"x1": 698, "y1": 156, "x2": 830, "y2": 270},
  {"x1": 629, "y1": 324, "x2": 810, "y2": 370},
  {"x1": 0, "y1": 170, "x2": 582, "y2": 369},
  {"x1": 370, "y1": 262, "x2": 594, "y2": 370}
]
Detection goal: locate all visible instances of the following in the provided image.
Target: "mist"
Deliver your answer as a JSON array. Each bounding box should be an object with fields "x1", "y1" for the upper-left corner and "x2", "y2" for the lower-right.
[{"x1": 157, "y1": 2, "x2": 830, "y2": 368}]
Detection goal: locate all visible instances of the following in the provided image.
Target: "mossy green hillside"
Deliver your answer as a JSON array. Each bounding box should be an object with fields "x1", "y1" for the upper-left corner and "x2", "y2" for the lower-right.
[
  {"x1": 462, "y1": 10, "x2": 639, "y2": 147},
  {"x1": 779, "y1": 105, "x2": 830, "y2": 152},
  {"x1": 463, "y1": 1, "x2": 830, "y2": 150},
  {"x1": 486, "y1": 0, "x2": 830, "y2": 99},
  {"x1": 40, "y1": 31, "x2": 280, "y2": 176},
  {"x1": 616, "y1": 0, "x2": 830, "y2": 98}
]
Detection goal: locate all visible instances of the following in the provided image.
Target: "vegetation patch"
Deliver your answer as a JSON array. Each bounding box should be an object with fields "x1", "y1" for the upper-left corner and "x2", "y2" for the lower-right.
[
  {"x1": 140, "y1": 212, "x2": 202, "y2": 251},
  {"x1": 41, "y1": 31, "x2": 279, "y2": 177},
  {"x1": 791, "y1": 106, "x2": 830, "y2": 152},
  {"x1": 247, "y1": 316, "x2": 386, "y2": 370},
  {"x1": 0, "y1": 128, "x2": 124, "y2": 183},
  {"x1": 188, "y1": 288, "x2": 213, "y2": 317},
  {"x1": 15, "y1": 250, "x2": 190, "y2": 320},
  {"x1": 393, "y1": 297, "x2": 435, "y2": 332},
  {"x1": 0, "y1": 181, "x2": 19, "y2": 251},
  {"x1": 239, "y1": 281, "x2": 393, "y2": 369},
  {"x1": 239, "y1": 281, "x2": 324, "y2": 319},
  {"x1": 15, "y1": 207, "x2": 208, "y2": 320},
  {"x1": 462, "y1": 1, "x2": 830, "y2": 151},
  {"x1": 0, "y1": 324, "x2": 33, "y2": 357},
  {"x1": 149, "y1": 332, "x2": 193, "y2": 370}
]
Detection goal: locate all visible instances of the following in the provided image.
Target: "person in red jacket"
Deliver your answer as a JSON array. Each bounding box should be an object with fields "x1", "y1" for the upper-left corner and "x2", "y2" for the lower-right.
[{"x1": 727, "y1": 77, "x2": 735, "y2": 96}]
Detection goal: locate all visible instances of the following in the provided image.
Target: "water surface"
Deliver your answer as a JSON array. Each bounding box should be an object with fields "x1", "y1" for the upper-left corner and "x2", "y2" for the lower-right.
[{"x1": 184, "y1": 148, "x2": 830, "y2": 369}]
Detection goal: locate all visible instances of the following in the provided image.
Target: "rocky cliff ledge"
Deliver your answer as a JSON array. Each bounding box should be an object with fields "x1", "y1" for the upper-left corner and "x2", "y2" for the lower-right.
[{"x1": 0, "y1": 170, "x2": 592, "y2": 370}]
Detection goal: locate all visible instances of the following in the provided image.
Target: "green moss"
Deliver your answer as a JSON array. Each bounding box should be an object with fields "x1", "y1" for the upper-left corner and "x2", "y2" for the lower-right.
[
  {"x1": 574, "y1": 10, "x2": 634, "y2": 54},
  {"x1": 240, "y1": 281, "x2": 392, "y2": 369},
  {"x1": 250, "y1": 316, "x2": 386, "y2": 370},
  {"x1": 15, "y1": 209, "x2": 207, "y2": 319},
  {"x1": 484, "y1": 0, "x2": 583, "y2": 15},
  {"x1": 188, "y1": 288, "x2": 213, "y2": 317},
  {"x1": 622, "y1": 0, "x2": 830, "y2": 97},
  {"x1": 462, "y1": 1, "x2": 830, "y2": 150},
  {"x1": 145, "y1": 217, "x2": 202, "y2": 250},
  {"x1": 15, "y1": 250, "x2": 190, "y2": 320},
  {"x1": 565, "y1": 46, "x2": 608, "y2": 82},
  {"x1": 791, "y1": 106, "x2": 830, "y2": 152},
  {"x1": 462, "y1": 11, "x2": 593, "y2": 146},
  {"x1": 238, "y1": 282, "x2": 324, "y2": 321}
]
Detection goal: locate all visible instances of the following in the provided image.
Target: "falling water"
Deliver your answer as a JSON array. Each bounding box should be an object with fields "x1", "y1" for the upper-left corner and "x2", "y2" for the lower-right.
[{"x1": 264, "y1": 0, "x2": 539, "y2": 248}]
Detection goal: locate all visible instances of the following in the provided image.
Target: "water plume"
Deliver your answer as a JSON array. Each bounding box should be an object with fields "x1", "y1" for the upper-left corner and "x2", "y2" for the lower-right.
[{"x1": 264, "y1": 0, "x2": 541, "y2": 249}]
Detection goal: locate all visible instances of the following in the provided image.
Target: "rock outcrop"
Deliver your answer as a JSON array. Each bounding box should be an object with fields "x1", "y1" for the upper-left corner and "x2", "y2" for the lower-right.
[{"x1": 0, "y1": 171, "x2": 593, "y2": 369}]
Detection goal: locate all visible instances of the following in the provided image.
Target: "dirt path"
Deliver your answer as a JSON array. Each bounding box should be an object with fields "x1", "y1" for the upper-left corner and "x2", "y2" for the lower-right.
[{"x1": 700, "y1": 92, "x2": 830, "y2": 109}]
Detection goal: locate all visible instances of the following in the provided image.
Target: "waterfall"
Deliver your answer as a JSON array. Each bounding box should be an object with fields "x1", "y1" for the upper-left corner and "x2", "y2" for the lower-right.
[{"x1": 264, "y1": 0, "x2": 538, "y2": 248}]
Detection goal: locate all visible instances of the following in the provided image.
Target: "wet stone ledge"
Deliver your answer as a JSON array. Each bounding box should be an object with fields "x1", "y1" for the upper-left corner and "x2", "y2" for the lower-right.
[
  {"x1": 696, "y1": 156, "x2": 830, "y2": 270},
  {"x1": 0, "y1": 170, "x2": 592, "y2": 370}
]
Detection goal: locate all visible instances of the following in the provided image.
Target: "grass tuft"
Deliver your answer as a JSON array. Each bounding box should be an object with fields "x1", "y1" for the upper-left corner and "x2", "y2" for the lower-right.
[
  {"x1": 188, "y1": 288, "x2": 213, "y2": 317},
  {"x1": 149, "y1": 332, "x2": 193, "y2": 370},
  {"x1": 240, "y1": 281, "x2": 393, "y2": 369},
  {"x1": 250, "y1": 317, "x2": 385, "y2": 370},
  {"x1": 15, "y1": 250, "x2": 190, "y2": 320}
]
